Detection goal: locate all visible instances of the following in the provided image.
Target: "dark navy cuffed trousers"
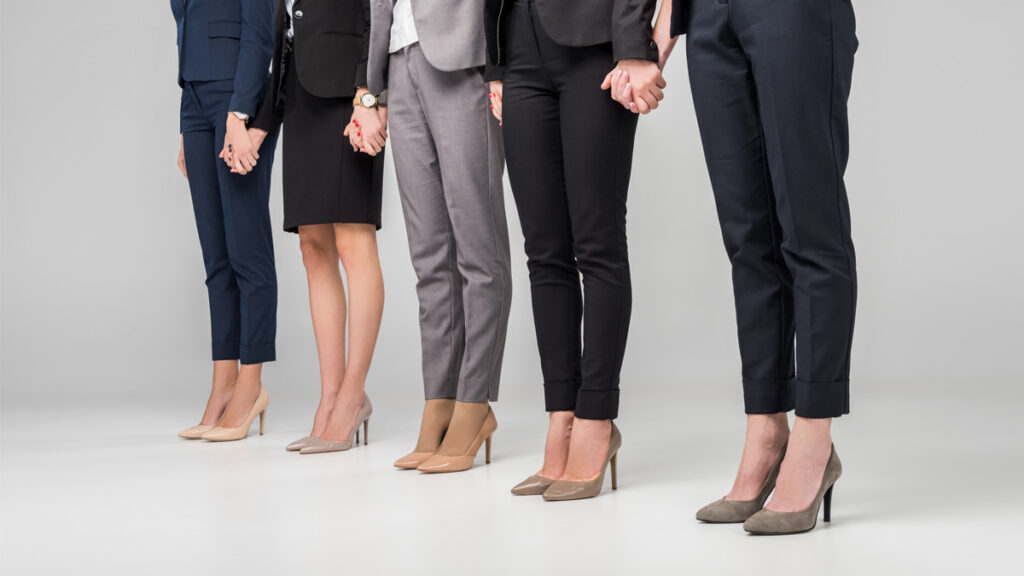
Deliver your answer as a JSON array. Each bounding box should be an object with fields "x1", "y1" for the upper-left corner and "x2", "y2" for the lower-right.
[
  {"x1": 181, "y1": 80, "x2": 279, "y2": 365},
  {"x1": 686, "y1": 0, "x2": 858, "y2": 418}
]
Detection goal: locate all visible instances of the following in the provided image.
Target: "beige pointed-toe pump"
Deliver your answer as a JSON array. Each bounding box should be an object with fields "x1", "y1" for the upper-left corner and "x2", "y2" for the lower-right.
[
  {"x1": 299, "y1": 396, "x2": 373, "y2": 455},
  {"x1": 178, "y1": 424, "x2": 216, "y2": 439},
  {"x1": 201, "y1": 387, "x2": 269, "y2": 442},
  {"x1": 417, "y1": 404, "x2": 496, "y2": 473},
  {"x1": 542, "y1": 422, "x2": 621, "y2": 502}
]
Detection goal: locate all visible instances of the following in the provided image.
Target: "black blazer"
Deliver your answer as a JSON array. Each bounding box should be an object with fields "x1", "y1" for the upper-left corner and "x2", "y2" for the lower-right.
[
  {"x1": 253, "y1": 0, "x2": 370, "y2": 133},
  {"x1": 484, "y1": 0, "x2": 658, "y2": 70}
]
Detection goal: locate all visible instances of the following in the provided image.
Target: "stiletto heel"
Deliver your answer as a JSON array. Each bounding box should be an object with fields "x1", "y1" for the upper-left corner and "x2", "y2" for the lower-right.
[
  {"x1": 300, "y1": 396, "x2": 373, "y2": 455},
  {"x1": 823, "y1": 485, "x2": 833, "y2": 522},
  {"x1": 485, "y1": 436, "x2": 492, "y2": 464},
  {"x1": 201, "y1": 388, "x2": 270, "y2": 442},
  {"x1": 363, "y1": 419, "x2": 369, "y2": 445},
  {"x1": 542, "y1": 423, "x2": 622, "y2": 501},
  {"x1": 259, "y1": 409, "x2": 266, "y2": 435},
  {"x1": 743, "y1": 444, "x2": 843, "y2": 535}
]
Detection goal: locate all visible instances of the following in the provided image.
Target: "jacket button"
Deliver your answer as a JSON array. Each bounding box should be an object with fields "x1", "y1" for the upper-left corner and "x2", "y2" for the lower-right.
[
  {"x1": 650, "y1": 41, "x2": 657, "y2": 48},
  {"x1": 294, "y1": 10, "x2": 303, "y2": 20}
]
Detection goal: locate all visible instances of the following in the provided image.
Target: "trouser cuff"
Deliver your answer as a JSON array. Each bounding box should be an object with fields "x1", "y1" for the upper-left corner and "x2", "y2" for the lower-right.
[
  {"x1": 574, "y1": 389, "x2": 620, "y2": 421},
  {"x1": 795, "y1": 379, "x2": 849, "y2": 418},
  {"x1": 544, "y1": 380, "x2": 579, "y2": 413},
  {"x1": 743, "y1": 379, "x2": 796, "y2": 414},
  {"x1": 456, "y1": 378, "x2": 500, "y2": 403},
  {"x1": 212, "y1": 341, "x2": 240, "y2": 361},
  {"x1": 240, "y1": 343, "x2": 275, "y2": 365}
]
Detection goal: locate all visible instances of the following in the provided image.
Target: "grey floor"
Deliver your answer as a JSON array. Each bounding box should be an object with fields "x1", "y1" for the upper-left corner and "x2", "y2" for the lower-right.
[{"x1": 0, "y1": 384, "x2": 1018, "y2": 575}]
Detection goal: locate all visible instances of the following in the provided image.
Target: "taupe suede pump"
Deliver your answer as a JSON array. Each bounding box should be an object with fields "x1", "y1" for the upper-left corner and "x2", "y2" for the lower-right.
[
  {"x1": 299, "y1": 396, "x2": 373, "y2": 455},
  {"x1": 542, "y1": 422, "x2": 621, "y2": 501},
  {"x1": 743, "y1": 444, "x2": 843, "y2": 535},
  {"x1": 696, "y1": 443, "x2": 787, "y2": 523}
]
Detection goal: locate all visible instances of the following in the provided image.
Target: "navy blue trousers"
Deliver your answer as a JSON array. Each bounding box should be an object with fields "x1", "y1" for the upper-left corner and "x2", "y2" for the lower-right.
[
  {"x1": 181, "y1": 80, "x2": 279, "y2": 365},
  {"x1": 686, "y1": 0, "x2": 858, "y2": 418}
]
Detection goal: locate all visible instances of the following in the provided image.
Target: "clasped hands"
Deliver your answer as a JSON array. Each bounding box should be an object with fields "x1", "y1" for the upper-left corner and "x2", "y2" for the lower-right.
[{"x1": 601, "y1": 58, "x2": 666, "y2": 114}]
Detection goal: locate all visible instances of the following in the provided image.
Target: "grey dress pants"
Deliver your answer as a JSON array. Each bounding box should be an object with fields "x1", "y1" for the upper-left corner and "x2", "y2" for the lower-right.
[{"x1": 387, "y1": 44, "x2": 512, "y2": 402}]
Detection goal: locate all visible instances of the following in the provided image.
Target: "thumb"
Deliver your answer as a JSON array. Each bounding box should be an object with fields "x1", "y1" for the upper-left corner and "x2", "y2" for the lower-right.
[{"x1": 600, "y1": 72, "x2": 613, "y2": 90}]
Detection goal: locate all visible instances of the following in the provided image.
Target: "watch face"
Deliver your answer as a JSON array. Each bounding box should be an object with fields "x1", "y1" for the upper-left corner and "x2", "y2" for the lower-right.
[{"x1": 361, "y1": 94, "x2": 376, "y2": 107}]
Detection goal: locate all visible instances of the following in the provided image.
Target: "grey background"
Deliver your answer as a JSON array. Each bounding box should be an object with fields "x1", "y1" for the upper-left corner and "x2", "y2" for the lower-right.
[
  {"x1": 2, "y1": 1, "x2": 1021, "y2": 411},
  {"x1": 1, "y1": 2, "x2": 1023, "y2": 574}
]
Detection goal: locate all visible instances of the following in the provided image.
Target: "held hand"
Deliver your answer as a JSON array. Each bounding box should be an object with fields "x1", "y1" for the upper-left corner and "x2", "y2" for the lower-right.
[
  {"x1": 352, "y1": 105, "x2": 387, "y2": 156},
  {"x1": 248, "y1": 127, "x2": 268, "y2": 151},
  {"x1": 602, "y1": 69, "x2": 636, "y2": 111},
  {"x1": 602, "y1": 59, "x2": 666, "y2": 114},
  {"x1": 343, "y1": 120, "x2": 362, "y2": 152},
  {"x1": 488, "y1": 80, "x2": 503, "y2": 125},
  {"x1": 178, "y1": 134, "x2": 188, "y2": 179},
  {"x1": 220, "y1": 114, "x2": 259, "y2": 175}
]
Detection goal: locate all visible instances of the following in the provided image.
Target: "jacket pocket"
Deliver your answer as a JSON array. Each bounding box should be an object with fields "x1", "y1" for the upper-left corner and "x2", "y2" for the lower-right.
[{"x1": 209, "y1": 21, "x2": 242, "y2": 39}]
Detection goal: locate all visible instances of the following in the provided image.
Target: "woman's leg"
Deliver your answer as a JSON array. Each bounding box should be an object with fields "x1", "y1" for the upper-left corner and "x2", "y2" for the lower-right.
[
  {"x1": 320, "y1": 223, "x2": 384, "y2": 441},
  {"x1": 298, "y1": 224, "x2": 347, "y2": 436},
  {"x1": 198, "y1": 360, "x2": 239, "y2": 425},
  {"x1": 500, "y1": 2, "x2": 579, "y2": 478},
  {"x1": 552, "y1": 46, "x2": 638, "y2": 481}
]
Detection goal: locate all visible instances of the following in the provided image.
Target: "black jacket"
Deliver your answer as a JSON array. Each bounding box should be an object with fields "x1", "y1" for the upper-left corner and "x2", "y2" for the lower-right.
[
  {"x1": 253, "y1": 0, "x2": 370, "y2": 133},
  {"x1": 484, "y1": 0, "x2": 658, "y2": 71}
]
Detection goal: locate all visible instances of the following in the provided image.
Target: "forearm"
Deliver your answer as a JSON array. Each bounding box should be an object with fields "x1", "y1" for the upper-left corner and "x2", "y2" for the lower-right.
[{"x1": 653, "y1": 0, "x2": 679, "y2": 68}]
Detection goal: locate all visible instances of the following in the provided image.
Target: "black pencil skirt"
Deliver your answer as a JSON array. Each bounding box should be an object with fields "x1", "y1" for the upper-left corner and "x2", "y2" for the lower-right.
[{"x1": 281, "y1": 54, "x2": 384, "y2": 233}]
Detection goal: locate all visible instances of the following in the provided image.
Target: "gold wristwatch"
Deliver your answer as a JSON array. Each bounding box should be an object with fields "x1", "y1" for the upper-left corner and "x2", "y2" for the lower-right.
[{"x1": 354, "y1": 92, "x2": 378, "y2": 109}]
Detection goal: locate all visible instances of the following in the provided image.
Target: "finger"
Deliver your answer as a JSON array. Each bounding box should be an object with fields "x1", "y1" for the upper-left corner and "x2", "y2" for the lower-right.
[
  {"x1": 621, "y1": 82, "x2": 633, "y2": 107},
  {"x1": 651, "y1": 85, "x2": 664, "y2": 101},
  {"x1": 641, "y1": 92, "x2": 659, "y2": 111},
  {"x1": 656, "y1": 75, "x2": 667, "y2": 89},
  {"x1": 493, "y1": 100, "x2": 502, "y2": 122},
  {"x1": 635, "y1": 96, "x2": 650, "y2": 114},
  {"x1": 601, "y1": 71, "x2": 614, "y2": 90}
]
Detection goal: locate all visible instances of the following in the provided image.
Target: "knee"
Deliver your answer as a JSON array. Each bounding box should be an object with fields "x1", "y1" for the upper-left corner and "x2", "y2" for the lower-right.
[
  {"x1": 299, "y1": 233, "x2": 337, "y2": 272},
  {"x1": 334, "y1": 225, "x2": 379, "y2": 269}
]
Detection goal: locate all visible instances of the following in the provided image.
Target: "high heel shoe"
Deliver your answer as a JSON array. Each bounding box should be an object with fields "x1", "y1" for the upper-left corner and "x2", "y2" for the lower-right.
[
  {"x1": 286, "y1": 435, "x2": 317, "y2": 451},
  {"x1": 417, "y1": 404, "x2": 496, "y2": 473},
  {"x1": 178, "y1": 424, "x2": 215, "y2": 439},
  {"x1": 696, "y1": 443, "x2": 788, "y2": 523},
  {"x1": 542, "y1": 422, "x2": 621, "y2": 501},
  {"x1": 510, "y1": 474, "x2": 556, "y2": 496},
  {"x1": 743, "y1": 444, "x2": 843, "y2": 535},
  {"x1": 299, "y1": 396, "x2": 373, "y2": 455},
  {"x1": 394, "y1": 398, "x2": 455, "y2": 469},
  {"x1": 201, "y1": 387, "x2": 269, "y2": 442}
]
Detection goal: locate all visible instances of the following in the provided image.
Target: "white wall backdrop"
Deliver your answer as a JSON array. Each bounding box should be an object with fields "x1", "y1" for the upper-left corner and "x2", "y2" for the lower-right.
[{"x1": 2, "y1": 1, "x2": 1022, "y2": 417}]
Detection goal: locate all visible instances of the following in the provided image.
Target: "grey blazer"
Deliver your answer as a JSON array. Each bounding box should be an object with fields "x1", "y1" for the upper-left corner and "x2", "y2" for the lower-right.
[{"x1": 367, "y1": 0, "x2": 490, "y2": 102}]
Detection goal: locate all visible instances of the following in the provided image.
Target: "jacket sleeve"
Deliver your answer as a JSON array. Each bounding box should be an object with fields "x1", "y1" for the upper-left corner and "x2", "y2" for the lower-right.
[
  {"x1": 355, "y1": 0, "x2": 371, "y2": 89},
  {"x1": 483, "y1": 62, "x2": 504, "y2": 82},
  {"x1": 611, "y1": 0, "x2": 658, "y2": 63},
  {"x1": 230, "y1": 0, "x2": 276, "y2": 116},
  {"x1": 251, "y1": 1, "x2": 285, "y2": 134}
]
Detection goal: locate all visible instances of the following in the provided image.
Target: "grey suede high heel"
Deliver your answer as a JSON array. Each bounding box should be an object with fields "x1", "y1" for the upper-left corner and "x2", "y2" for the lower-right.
[
  {"x1": 696, "y1": 443, "x2": 787, "y2": 523},
  {"x1": 743, "y1": 444, "x2": 843, "y2": 535},
  {"x1": 299, "y1": 396, "x2": 372, "y2": 455},
  {"x1": 541, "y1": 423, "x2": 621, "y2": 502}
]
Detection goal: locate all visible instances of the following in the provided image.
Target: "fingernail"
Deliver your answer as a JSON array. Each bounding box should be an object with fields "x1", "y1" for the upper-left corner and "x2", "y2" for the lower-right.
[{"x1": 490, "y1": 105, "x2": 493, "y2": 109}]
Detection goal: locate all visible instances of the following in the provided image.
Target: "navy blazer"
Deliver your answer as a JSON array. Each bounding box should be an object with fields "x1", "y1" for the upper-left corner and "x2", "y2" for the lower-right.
[{"x1": 171, "y1": 0, "x2": 275, "y2": 116}]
